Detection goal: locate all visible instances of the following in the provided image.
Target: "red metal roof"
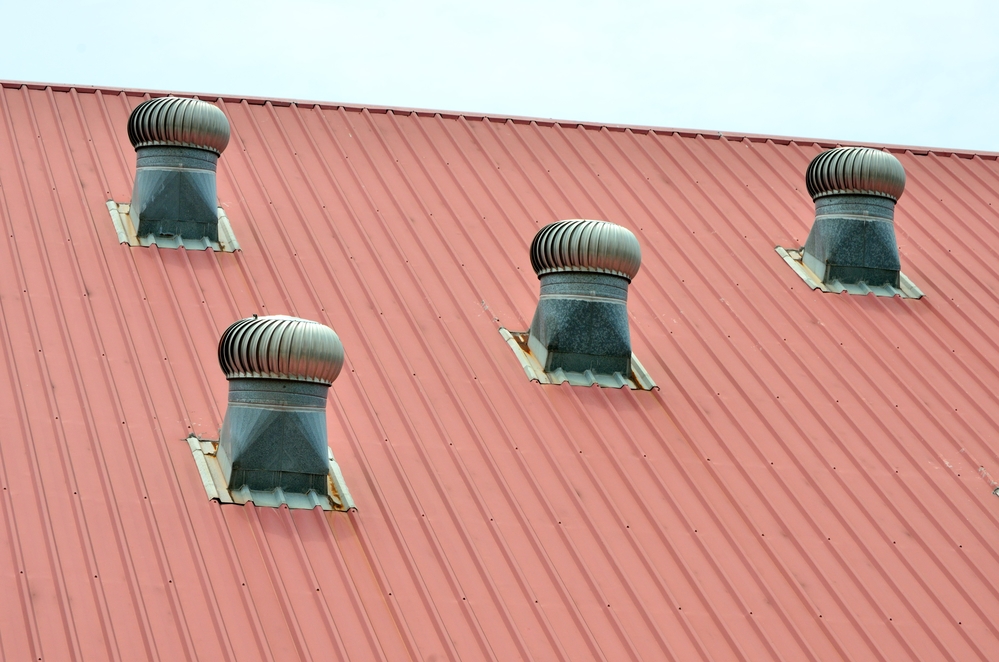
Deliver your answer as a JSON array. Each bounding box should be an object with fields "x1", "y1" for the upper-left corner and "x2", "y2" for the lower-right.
[{"x1": 1, "y1": 80, "x2": 998, "y2": 661}]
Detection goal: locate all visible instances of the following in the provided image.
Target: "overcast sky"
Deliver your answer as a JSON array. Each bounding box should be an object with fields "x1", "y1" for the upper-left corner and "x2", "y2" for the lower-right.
[{"x1": 2, "y1": 0, "x2": 997, "y2": 151}]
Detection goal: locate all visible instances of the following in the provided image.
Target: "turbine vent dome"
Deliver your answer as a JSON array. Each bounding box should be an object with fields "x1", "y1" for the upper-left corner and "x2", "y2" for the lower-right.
[
  {"x1": 805, "y1": 147, "x2": 905, "y2": 201},
  {"x1": 530, "y1": 219, "x2": 642, "y2": 281},
  {"x1": 128, "y1": 97, "x2": 230, "y2": 155},
  {"x1": 218, "y1": 315, "x2": 344, "y2": 385}
]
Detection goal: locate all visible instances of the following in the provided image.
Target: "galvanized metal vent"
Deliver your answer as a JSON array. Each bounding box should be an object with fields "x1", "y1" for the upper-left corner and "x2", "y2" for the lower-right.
[
  {"x1": 122, "y1": 96, "x2": 233, "y2": 246},
  {"x1": 502, "y1": 219, "x2": 656, "y2": 390},
  {"x1": 186, "y1": 315, "x2": 354, "y2": 511},
  {"x1": 778, "y1": 147, "x2": 922, "y2": 298}
]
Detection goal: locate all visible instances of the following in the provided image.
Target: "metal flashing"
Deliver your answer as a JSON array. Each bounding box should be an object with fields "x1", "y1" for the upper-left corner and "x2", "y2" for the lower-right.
[
  {"x1": 185, "y1": 435, "x2": 355, "y2": 511},
  {"x1": 500, "y1": 328, "x2": 657, "y2": 390},
  {"x1": 776, "y1": 246, "x2": 924, "y2": 298},
  {"x1": 107, "y1": 200, "x2": 240, "y2": 251}
]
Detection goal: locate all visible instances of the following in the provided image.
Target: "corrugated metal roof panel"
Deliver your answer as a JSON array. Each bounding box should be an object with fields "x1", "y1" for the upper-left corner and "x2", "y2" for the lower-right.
[{"x1": 1, "y1": 80, "x2": 998, "y2": 660}]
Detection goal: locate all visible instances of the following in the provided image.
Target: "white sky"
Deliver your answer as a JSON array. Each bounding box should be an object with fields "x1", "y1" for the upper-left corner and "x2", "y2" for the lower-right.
[{"x1": 2, "y1": 0, "x2": 997, "y2": 151}]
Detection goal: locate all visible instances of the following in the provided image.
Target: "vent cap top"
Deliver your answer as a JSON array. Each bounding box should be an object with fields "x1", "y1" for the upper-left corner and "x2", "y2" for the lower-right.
[
  {"x1": 806, "y1": 146, "x2": 905, "y2": 201},
  {"x1": 530, "y1": 219, "x2": 641, "y2": 281},
  {"x1": 128, "y1": 97, "x2": 230, "y2": 155},
  {"x1": 218, "y1": 315, "x2": 343, "y2": 385}
]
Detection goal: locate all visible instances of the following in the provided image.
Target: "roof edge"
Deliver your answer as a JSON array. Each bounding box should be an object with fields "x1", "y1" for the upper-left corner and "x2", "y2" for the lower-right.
[{"x1": 4, "y1": 78, "x2": 996, "y2": 160}]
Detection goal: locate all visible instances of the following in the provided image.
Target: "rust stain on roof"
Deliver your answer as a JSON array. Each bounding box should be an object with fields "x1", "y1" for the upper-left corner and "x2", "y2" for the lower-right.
[{"x1": 0, "y1": 80, "x2": 998, "y2": 660}]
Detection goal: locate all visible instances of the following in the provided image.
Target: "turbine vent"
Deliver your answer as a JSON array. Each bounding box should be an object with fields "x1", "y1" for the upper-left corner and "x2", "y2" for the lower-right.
[
  {"x1": 527, "y1": 219, "x2": 641, "y2": 377},
  {"x1": 127, "y1": 97, "x2": 230, "y2": 241},
  {"x1": 800, "y1": 147, "x2": 906, "y2": 288},
  {"x1": 216, "y1": 315, "x2": 346, "y2": 499}
]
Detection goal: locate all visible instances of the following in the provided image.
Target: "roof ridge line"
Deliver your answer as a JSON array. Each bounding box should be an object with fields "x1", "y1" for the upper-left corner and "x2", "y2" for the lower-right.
[{"x1": 2, "y1": 78, "x2": 996, "y2": 160}]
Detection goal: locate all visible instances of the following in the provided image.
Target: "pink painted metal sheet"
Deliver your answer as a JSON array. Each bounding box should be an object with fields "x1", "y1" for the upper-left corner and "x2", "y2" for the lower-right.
[{"x1": 0, "y1": 80, "x2": 997, "y2": 660}]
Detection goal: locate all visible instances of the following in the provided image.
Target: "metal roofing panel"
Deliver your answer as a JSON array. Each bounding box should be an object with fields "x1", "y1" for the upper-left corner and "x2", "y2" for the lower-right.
[{"x1": 0, "y1": 80, "x2": 998, "y2": 660}]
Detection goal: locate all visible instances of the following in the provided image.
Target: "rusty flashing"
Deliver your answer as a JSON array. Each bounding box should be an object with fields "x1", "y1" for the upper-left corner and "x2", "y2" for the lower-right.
[
  {"x1": 776, "y1": 246, "x2": 924, "y2": 299},
  {"x1": 107, "y1": 200, "x2": 240, "y2": 252},
  {"x1": 185, "y1": 435, "x2": 355, "y2": 511},
  {"x1": 499, "y1": 328, "x2": 657, "y2": 390}
]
